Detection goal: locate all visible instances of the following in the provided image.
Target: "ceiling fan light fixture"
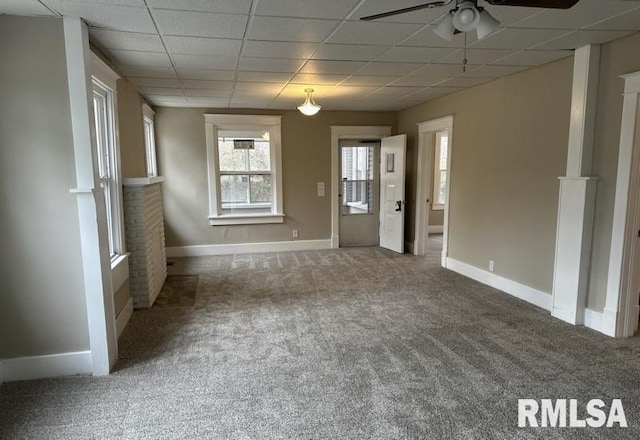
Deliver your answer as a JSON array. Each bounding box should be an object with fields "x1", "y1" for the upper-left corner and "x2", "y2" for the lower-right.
[
  {"x1": 434, "y1": 11, "x2": 456, "y2": 41},
  {"x1": 452, "y1": 1, "x2": 481, "y2": 32},
  {"x1": 476, "y1": 8, "x2": 500, "y2": 39},
  {"x1": 297, "y1": 88, "x2": 321, "y2": 116}
]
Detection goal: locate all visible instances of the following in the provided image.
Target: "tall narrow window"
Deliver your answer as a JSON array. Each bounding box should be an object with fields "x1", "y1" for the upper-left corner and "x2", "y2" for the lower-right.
[
  {"x1": 433, "y1": 130, "x2": 449, "y2": 209},
  {"x1": 142, "y1": 104, "x2": 157, "y2": 177},
  {"x1": 205, "y1": 114, "x2": 283, "y2": 225}
]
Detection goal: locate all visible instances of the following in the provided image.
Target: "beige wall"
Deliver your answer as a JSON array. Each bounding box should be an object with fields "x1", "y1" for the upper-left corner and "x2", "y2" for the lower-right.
[
  {"x1": 156, "y1": 108, "x2": 396, "y2": 247},
  {"x1": 117, "y1": 78, "x2": 148, "y2": 178},
  {"x1": 398, "y1": 57, "x2": 574, "y2": 293},
  {"x1": 587, "y1": 32, "x2": 640, "y2": 312},
  {"x1": 0, "y1": 16, "x2": 89, "y2": 358}
]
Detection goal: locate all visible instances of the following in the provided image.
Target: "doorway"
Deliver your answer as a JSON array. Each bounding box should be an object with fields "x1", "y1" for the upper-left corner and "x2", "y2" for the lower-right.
[{"x1": 339, "y1": 141, "x2": 380, "y2": 247}]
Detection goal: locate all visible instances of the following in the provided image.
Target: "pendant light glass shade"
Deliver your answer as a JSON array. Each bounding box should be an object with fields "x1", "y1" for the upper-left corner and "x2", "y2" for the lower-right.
[
  {"x1": 433, "y1": 2, "x2": 500, "y2": 41},
  {"x1": 434, "y1": 12, "x2": 456, "y2": 41},
  {"x1": 476, "y1": 9, "x2": 500, "y2": 40},
  {"x1": 452, "y1": 1, "x2": 480, "y2": 32},
  {"x1": 297, "y1": 88, "x2": 321, "y2": 116}
]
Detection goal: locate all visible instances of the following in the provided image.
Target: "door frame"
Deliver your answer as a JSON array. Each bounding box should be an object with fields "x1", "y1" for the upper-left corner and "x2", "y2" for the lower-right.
[
  {"x1": 605, "y1": 71, "x2": 640, "y2": 337},
  {"x1": 415, "y1": 116, "x2": 453, "y2": 266},
  {"x1": 330, "y1": 126, "x2": 391, "y2": 248}
]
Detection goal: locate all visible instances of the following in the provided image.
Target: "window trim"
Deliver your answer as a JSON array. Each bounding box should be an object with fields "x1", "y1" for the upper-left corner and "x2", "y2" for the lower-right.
[
  {"x1": 432, "y1": 130, "x2": 449, "y2": 211},
  {"x1": 142, "y1": 103, "x2": 157, "y2": 177},
  {"x1": 205, "y1": 114, "x2": 284, "y2": 226}
]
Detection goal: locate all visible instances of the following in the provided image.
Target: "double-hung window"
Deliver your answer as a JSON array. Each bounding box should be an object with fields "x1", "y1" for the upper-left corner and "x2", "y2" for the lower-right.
[
  {"x1": 205, "y1": 114, "x2": 283, "y2": 225},
  {"x1": 433, "y1": 130, "x2": 449, "y2": 210},
  {"x1": 142, "y1": 104, "x2": 157, "y2": 177},
  {"x1": 92, "y1": 55, "x2": 125, "y2": 259}
]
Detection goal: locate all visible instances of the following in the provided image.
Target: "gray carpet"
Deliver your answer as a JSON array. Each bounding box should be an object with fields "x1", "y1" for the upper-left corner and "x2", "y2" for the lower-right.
[{"x1": 2, "y1": 236, "x2": 640, "y2": 439}]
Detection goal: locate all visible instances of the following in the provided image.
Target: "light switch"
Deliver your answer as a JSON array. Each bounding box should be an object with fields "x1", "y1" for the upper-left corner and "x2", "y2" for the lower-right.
[{"x1": 317, "y1": 182, "x2": 325, "y2": 197}]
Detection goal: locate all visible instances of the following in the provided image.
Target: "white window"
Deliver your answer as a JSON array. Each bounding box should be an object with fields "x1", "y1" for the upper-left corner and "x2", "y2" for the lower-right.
[
  {"x1": 142, "y1": 104, "x2": 157, "y2": 177},
  {"x1": 92, "y1": 55, "x2": 124, "y2": 258},
  {"x1": 205, "y1": 114, "x2": 283, "y2": 225},
  {"x1": 433, "y1": 130, "x2": 449, "y2": 210}
]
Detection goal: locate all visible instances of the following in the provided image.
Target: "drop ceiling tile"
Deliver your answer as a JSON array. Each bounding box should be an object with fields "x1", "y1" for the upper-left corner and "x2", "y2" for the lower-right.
[
  {"x1": 514, "y1": 0, "x2": 639, "y2": 30},
  {"x1": 469, "y1": 28, "x2": 569, "y2": 50},
  {"x1": 290, "y1": 73, "x2": 350, "y2": 85},
  {"x1": 236, "y1": 72, "x2": 294, "y2": 82},
  {"x1": 327, "y1": 21, "x2": 423, "y2": 45},
  {"x1": 119, "y1": 65, "x2": 177, "y2": 78},
  {"x1": 351, "y1": 0, "x2": 447, "y2": 24},
  {"x1": 172, "y1": 54, "x2": 239, "y2": 70},
  {"x1": 248, "y1": 16, "x2": 339, "y2": 42},
  {"x1": 164, "y1": 36, "x2": 242, "y2": 57},
  {"x1": 137, "y1": 86, "x2": 183, "y2": 96},
  {"x1": 341, "y1": 75, "x2": 398, "y2": 86},
  {"x1": 463, "y1": 65, "x2": 528, "y2": 78},
  {"x1": 128, "y1": 77, "x2": 182, "y2": 88},
  {"x1": 238, "y1": 57, "x2": 306, "y2": 73},
  {"x1": 42, "y1": 1, "x2": 156, "y2": 33},
  {"x1": 184, "y1": 97, "x2": 230, "y2": 107},
  {"x1": 436, "y1": 76, "x2": 494, "y2": 88},
  {"x1": 89, "y1": 29, "x2": 164, "y2": 52},
  {"x1": 533, "y1": 29, "x2": 635, "y2": 50},
  {"x1": 180, "y1": 80, "x2": 234, "y2": 90},
  {"x1": 145, "y1": 95, "x2": 188, "y2": 106},
  {"x1": 435, "y1": 49, "x2": 518, "y2": 65},
  {"x1": 153, "y1": 10, "x2": 248, "y2": 39},
  {"x1": 404, "y1": 86, "x2": 464, "y2": 101},
  {"x1": 184, "y1": 89, "x2": 233, "y2": 98},
  {"x1": 490, "y1": 50, "x2": 572, "y2": 67},
  {"x1": 279, "y1": 83, "x2": 335, "y2": 98},
  {"x1": 321, "y1": 86, "x2": 379, "y2": 97},
  {"x1": 254, "y1": 0, "x2": 361, "y2": 19},
  {"x1": 587, "y1": 8, "x2": 640, "y2": 31},
  {"x1": 355, "y1": 61, "x2": 423, "y2": 76},
  {"x1": 300, "y1": 60, "x2": 366, "y2": 75},
  {"x1": 176, "y1": 69, "x2": 236, "y2": 81},
  {"x1": 370, "y1": 86, "x2": 424, "y2": 97},
  {"x1": 147, "y1": 0, "x2": 252, "y2": 14},
  {"x1": 229, "y1": 100, "x2": 275, "y2": 109},
  {"x1": 1, "y1": 0, "x2": 55, "y2": 15},
  {"x1": 483, "y1": 6, "x2": 543, "y2": 27},
  {"x1": 44, "y1": 0, "x2": 145, "y2": 6},
  {"x1": 401, "y1": 25, "x2": 477, "y2": 48},
  {"x1": 375, "y1": 46, "x2": 451, "y2": 63},
  {"x1": 233, "y1": 82, "x2": 285, "y2": 93},
  {"x1": 242, "y1": 41, "x2": 319, "y2": 59},
  {"x1": 311, "y1": 44, "x2": 391, "y2": 61},
  {"x1": 109, "y1": 50, "x2": 173, "y2": 68}
]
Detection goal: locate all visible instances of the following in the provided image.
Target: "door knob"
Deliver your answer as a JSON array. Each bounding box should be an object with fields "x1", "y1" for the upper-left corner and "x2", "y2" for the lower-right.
[{"x1": 395, "y1": 200, "x2": 402, "y2": 212}]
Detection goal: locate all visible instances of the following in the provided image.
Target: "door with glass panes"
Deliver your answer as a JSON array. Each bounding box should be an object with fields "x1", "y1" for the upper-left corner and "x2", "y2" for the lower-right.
[{"x1": 338, "y1": 140, "x2": 380, "y2": 247}]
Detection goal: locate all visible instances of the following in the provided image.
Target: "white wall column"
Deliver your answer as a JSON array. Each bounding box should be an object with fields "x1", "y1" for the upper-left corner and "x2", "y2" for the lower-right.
[
  {"x1": 64, "y1": 17, "x2": 117, "y2": 375},
  {"x1": 551, "y1": 45, "x2": 600, "y2": 325}
]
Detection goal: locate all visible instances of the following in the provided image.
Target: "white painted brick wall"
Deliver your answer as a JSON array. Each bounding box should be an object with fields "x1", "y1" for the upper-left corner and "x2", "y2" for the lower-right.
[{"x1": 124, "y1": 183, "x2": 167, "y2": 309}]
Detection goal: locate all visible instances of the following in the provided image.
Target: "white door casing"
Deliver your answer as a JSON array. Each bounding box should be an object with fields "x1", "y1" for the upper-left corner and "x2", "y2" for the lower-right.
[{"x1": 379, "y1": 135, "x2": 407, "y2": 253}]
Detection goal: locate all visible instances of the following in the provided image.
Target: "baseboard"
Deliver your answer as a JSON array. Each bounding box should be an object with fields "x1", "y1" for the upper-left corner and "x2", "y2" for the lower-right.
[
  {"x1": 116, "y1": 297, "x2": 134, "y2": 338},
  {"x1": 166, "y1": 239, "x2": 333, "y2": 258},
  {"x1": 0, "y1": 350, "x2": 92, "y2": 383},
  {"x1": 584, "y1": 308, "x2": 603, "y2": 333},
  {"x1": 428, "y1": 225, "x2": 444, "y2": 233},
  {"x1": 446, "y1": 257, "x2": 552, "y2": 311}
]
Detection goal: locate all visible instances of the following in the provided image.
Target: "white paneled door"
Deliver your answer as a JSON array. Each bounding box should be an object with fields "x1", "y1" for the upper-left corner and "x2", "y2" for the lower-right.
[{"x1": 379, "y1": 134, "x2": 406, "y2": 253}]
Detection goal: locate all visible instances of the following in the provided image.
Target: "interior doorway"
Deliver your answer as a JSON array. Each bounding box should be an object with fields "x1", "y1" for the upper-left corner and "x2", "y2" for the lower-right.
[
  {"x1": 414, "y1": 116, "x2": 453, "y2": 266},
  {"x1": 339, "y1": 141, "x2": 380, "y2": 247}
]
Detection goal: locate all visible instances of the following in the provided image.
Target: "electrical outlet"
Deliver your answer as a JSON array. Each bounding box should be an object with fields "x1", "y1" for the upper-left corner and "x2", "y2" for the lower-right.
[
  {"x1": 292, "y1": 230, "x2": 299, "y2": 239},
  {"x1": 489, "y1": 260, "x2": 495, "y2": 272}
]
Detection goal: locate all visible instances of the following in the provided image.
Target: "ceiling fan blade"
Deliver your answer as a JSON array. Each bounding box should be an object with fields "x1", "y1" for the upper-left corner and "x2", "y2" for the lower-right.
[
  {"x1": 485, "y1": 0, "x2": 580, "y2": 8},
  {"x1": 360, "y1": 0, "x2": 453, "y2": 21}
]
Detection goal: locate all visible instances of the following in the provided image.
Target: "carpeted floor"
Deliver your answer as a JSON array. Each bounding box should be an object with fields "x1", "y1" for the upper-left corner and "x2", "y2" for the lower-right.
[{"x1": 1, "y1": 236, "x2": 640, "y2": 439}]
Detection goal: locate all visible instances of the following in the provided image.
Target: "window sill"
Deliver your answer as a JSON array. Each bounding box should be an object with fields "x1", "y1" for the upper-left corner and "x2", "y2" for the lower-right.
[
  {"x1": 432, "y1": 204, "x2": 445, "y2": 211},
  {"x1": 209, "y1": 213, "x2": 284, "y2": 226}
]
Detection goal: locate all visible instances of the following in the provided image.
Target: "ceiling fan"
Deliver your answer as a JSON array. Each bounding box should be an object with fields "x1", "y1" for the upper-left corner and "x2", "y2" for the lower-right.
[{"x1": 360, "y1": 0, "x2": 581, "y2": 41}]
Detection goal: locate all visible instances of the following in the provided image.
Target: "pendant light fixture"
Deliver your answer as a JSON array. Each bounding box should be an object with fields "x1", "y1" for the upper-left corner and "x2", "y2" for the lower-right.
[
  {"x1": 433, "y1": 1, "x2": 500, "y2": 41},
  {"x1": 297, "y1": 88, "x2": 321, "y2": 116}
]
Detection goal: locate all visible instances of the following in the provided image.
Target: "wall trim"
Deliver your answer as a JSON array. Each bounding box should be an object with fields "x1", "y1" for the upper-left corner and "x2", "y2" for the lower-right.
[
  {"x1": 0, "y1": 351, "x2": 92, "y2": 383},
  {"x1": 123, "y1": 176, "x2": 165, "y2": 186},
  {"x1": 428, "y1": 225, "x2": 443, "y2": 233},
  {"x1": 446, "y1": 257, "x2": 552, "y2": 311},
  {"x1": 116, "y1": 297, "x2": 134, "y2": 338},
  {"x1": 584, "y1": 308, "x2": 603, "y2": 333},
  {"x1": 166, "y1": 239, "x2": 332, "y2": 258}
]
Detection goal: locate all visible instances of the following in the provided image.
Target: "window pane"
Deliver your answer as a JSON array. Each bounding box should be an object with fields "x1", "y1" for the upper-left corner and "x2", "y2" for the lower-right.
[
  {"x1": 220, "y1": 174, "x2": 249, "y2": 205},
  {"x1": 439, "y1": 134, "x2": 448, "y2": 170},
  {"x1": 250, "y1": 175, "x2": 271, "y2": 203},
  {"x1": 249, "y1": 141, "x2": 270, "y2": 171},
  {"x1": 218, "y1": 139, "x2": 248, "y2": 171},
  {"x1": 439, "y1": 170, "x2": 447, "y2": 203}
]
